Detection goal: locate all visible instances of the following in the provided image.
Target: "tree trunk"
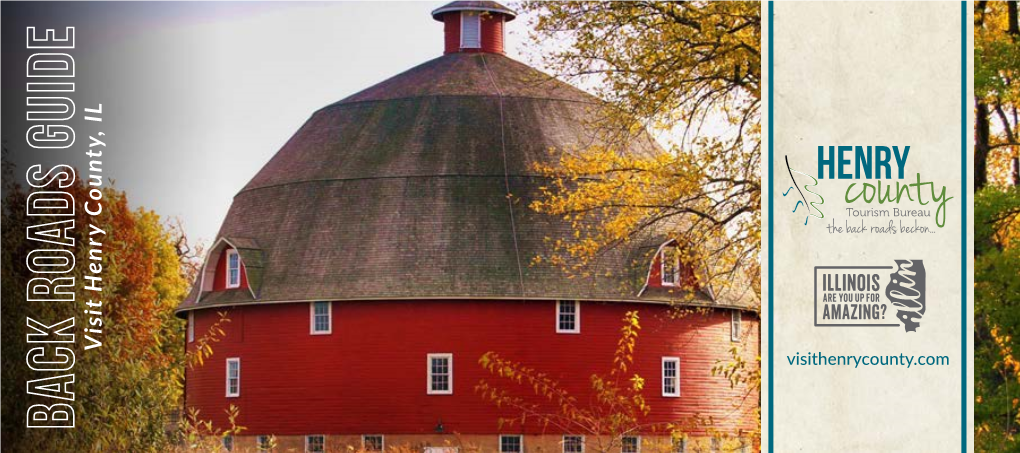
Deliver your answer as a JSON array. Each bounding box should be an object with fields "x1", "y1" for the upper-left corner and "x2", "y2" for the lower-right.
[
  {"x1": 1010, "y1": 1, "x2": 1019, "y2": 37},
  {"x1": 1002, "y1": 2, "x2": 1019, "y2": 187},
  {"x1": 977, "y1": 101, "x2": 990, "y2": 191},
  {"x1": 976, "y1": 2, "x2": 991, "y2": 191}
]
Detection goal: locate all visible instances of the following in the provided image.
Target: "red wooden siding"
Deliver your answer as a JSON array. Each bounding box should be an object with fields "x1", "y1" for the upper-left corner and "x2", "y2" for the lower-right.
[
  {"x1": 185, "y1": 300, "x2": 758, "y2": 436},
  {"x1": 211, "y1": 247, "x2": 249, "y2": 291},
  {"x1": 480, "y1": 14, "x2": 505, "y2": 54},
  {"x1": 441, "y1": 12, "x2": 506, "y2": 55},
  {"x1": 442, "y1": 14, "x2": 460, "y2": 55}
]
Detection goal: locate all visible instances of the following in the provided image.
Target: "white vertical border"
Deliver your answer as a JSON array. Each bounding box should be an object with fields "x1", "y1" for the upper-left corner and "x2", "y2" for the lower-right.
[
  {"x1": 760, "y1": 3, "x2": 771, "y2": 451},
  {"x1": 966, "y1": 2, "x2": 975, "y2": 451}
]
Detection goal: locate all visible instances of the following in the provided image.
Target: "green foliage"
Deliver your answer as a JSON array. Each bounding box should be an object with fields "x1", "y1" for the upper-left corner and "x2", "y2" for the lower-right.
[
  {"x1": 0, "y1": 158, "x2": 196, "y2": 451},
  {"x1": 974, "y1": 186, "x2": 1020, "y2": 451}
]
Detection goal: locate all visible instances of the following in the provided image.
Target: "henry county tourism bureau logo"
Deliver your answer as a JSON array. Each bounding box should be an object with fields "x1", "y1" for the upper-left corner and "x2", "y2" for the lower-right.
[
  {"x1": 782, "y1": 148, "x2": 953, "y2": 230},
  {"x1": 814, "y1": 260, "x2": 926, "y2": 332}
]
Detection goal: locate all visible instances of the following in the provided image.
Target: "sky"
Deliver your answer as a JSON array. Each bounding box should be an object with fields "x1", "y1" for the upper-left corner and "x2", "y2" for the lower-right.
[{"x1": 4, "y1": 2, "x2": 538, "y2": 247}]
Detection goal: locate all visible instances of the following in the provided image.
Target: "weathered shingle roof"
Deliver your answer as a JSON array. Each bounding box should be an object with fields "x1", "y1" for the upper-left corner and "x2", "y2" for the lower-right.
[{"x1": 175, "y1": 53, "x2": 754, "y2": 317}]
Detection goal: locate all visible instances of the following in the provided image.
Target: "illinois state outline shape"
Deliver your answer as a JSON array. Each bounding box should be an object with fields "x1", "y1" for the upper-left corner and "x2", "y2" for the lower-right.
[{"x1": 885, "y1": 260, "x2": 925, "y2": 332}]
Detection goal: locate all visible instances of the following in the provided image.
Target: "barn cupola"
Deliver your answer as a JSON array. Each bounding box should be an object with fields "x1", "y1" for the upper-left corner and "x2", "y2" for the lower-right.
[{"x1": 431, "y1": 1, "x2": 516, "y2": 55}]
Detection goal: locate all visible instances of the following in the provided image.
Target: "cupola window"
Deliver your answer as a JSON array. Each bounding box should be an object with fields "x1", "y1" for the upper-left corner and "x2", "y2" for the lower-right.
[{"x1": 460, "y1": 12, "x2": 481, "y2": 48}]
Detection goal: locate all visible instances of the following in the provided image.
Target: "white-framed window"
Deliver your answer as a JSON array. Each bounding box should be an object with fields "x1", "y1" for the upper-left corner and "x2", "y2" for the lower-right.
[
  {"x1": 363, "y1": 434, "x2": 384, "y2": 452},
  {"x1": 660, "y1": 246, "x2": 680, "y2": 286},
  {"x1": 662, "y1": 357, "x2": 680, "y2": 397},
  {"x1": 226, "y1": 357, "x2": 240, "y2": 397},
  {"x1": 499, "y1": 435, "x2": 523, "y2": 453},
  {"x1": 556, "y1": 300, "x2": 580, "y2": 334},
  {"x1": 256, "y1": 435, "x2": 273, "y2": 452},
  {"x1": 460, "y1": 12, "x2": 481, "y2": 48},
  {"x1": 671, "y1": 436, "x2": 688, "y2": 453},
  {"x1": 222, "y1": 435, "x2": 234, "y2": 452},
  {"x1": 226, "y1": 249, "x2": 241, "y2": 288},
  {"x1": 427, "y1": 353, "x2": 453, "y2": 395},
  {"x1": 563, "y1": 435, "x2": 584, "y2": 453},
  {"x1": 731, "y1": 310, "x2": 742, "y2": 342},
  {"x1": 622, "y1": 436, "x2": 640, "y2": 453},
  {"x1": 620, "y1": 434, "x2": 636, "y2": 452},
  {"x1": 187, "y1": 311, "x2": 195, "y2": 343},
  {"x1": 310, "y1": 301, "x2": 332, "y2": 334},
  {"x1": 306, "y1": 435, "x2": 325, "y2": 453}
]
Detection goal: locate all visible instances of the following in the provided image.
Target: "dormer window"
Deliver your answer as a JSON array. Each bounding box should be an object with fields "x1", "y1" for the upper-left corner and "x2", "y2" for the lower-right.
[
  {"x1": 660, "y1": 246, "x2": 680, "y2": 286},
  {"x1": 196, "y1": 238, "x2": 262, "y2": 300},
  {"x1": 460, "y1": 12, "x2": 481, "y2": 48},
  {"x1": 226, "y1": 249, "x2": 241, "y2": 288},
  {"x1": 731, "y1": 311, "x2": 742, "y2": 342}
]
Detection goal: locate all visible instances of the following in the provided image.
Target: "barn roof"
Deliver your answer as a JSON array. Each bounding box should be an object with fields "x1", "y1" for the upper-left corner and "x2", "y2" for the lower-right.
[
  {"x1": 175, "y1": 52, "x2": 756, "y2": 317},
  {"x1": 431, "y1": 1, "x2": 517, "y2": 21}
]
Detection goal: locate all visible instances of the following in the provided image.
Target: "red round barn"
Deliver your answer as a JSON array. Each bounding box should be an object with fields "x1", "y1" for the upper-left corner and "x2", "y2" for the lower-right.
[{"x1": 176, "y1": 2, "x2": 759, "y2": 452}]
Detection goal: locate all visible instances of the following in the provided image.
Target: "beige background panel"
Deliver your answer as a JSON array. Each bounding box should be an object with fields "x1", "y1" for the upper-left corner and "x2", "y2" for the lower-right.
[{"x1": 772, "y1": 2, "x2": 963, "y2": 452}]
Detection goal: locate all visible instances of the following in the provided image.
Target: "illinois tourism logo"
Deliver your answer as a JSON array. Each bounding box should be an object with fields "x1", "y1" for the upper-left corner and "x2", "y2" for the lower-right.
[{"x1": 814, "y1": 260, "x2": 926, "y2": 332}]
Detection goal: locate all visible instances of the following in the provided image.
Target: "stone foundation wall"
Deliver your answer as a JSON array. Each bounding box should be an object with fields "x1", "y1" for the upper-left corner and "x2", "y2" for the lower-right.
[{"x1": 226, "y1": 433, "x2": 754, "y2": 453}]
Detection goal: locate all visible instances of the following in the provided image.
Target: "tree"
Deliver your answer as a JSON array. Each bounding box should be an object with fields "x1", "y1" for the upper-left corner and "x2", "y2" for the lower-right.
[
  {"x1": 974, "y1": 2, "x2": 1020, "y2": 450},
  {"x1": 975, "y1": 187, "x2": 1020, "y2": 452},
  {"x1": 0, "y1": 152, "x2": 199, "y2": 451},
  {"x1": 521, "y1": 1, "x2": 761, "y2": 305},
  {"x1": 975, "y1": 1, "x2": 1020, "y2": 189},
  {"x1": 517, "y1": 2, "x2": 761, "y2": 447}
]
